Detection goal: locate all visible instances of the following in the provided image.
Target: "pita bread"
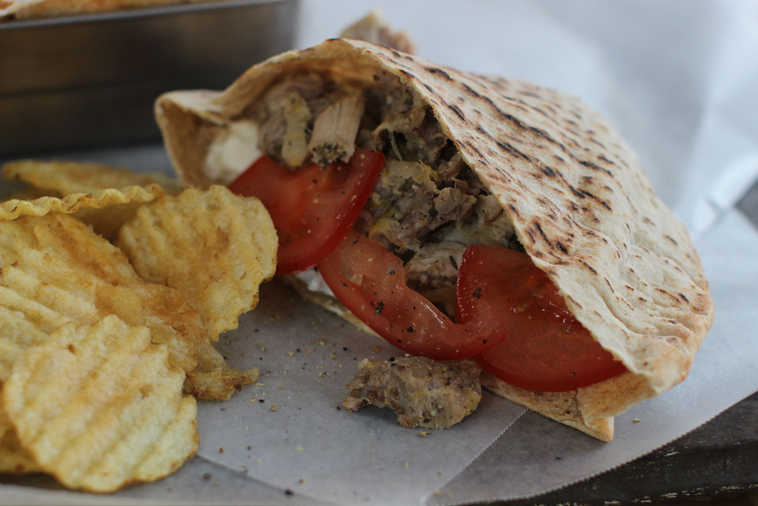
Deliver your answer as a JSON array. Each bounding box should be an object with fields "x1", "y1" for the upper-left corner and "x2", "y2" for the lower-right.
[
  {"x1": 1, "y1": 0, "x2": 217, "y2": 19},
  {"x1": 154, "y1": 39, "x2": 714, "y2": 440}
]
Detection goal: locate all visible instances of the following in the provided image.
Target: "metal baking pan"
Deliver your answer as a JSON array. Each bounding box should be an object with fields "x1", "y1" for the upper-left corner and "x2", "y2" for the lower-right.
[{"x1": 0, "y1": 0, "x2": 299, "y2": 156}]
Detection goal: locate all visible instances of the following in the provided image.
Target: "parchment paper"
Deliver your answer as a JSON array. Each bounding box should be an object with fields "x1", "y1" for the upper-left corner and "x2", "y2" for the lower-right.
[{"x1": 2, "y1": 1, "x2": 758, "y2": 505}]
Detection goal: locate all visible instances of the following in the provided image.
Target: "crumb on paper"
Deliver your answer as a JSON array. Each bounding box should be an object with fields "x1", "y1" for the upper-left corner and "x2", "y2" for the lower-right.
[
  {"x1": 342, "y1": 356, "x2": 482, "y2": 429},
  {"x1": 417, "y1": 431, "x2": 430, "y2": 437},
  {"x1": 633, "y1": 417, "x2": 641, "y2": 423},
  {"x1": 218, "y1": 448, "x2": 224, "y2": 454},
  {"x1": 296, "y1": 445, "x2": 304, "y2": 452},
  {"x1": 270, "y1": 405, "x2": 278, "y2": 412}
]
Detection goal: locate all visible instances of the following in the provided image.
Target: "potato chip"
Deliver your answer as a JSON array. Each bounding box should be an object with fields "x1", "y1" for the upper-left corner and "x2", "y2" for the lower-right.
[
  {"x1": 118, "y1": 185, "x2": 277, "y2": 341},
  {"x1": 1, "y1": 160, "x2": 182, "y2": 196},
  {"x1": 0, "y1": 306, "x2": 52, "y2": 381},
  {"x1": 0, "y1": 185, "x2": 166, "y2": 239},
  {"x1": 186, "y1": 341, "x2": 258, "y2": 401},
  {"x1": 0, "y1": 213, "x2": 205, "y2": 373},
  {"x1": 2, "y1": 316, "x2": 198, "y2": 492},
  {"x1": 0, "y1": 410, "x2": 38, "y2": 475}
]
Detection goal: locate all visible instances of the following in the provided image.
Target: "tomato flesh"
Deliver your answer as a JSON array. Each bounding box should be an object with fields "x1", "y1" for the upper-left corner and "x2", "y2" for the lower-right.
[
  {"x1": 318, "y1": 231, "x2": 508, "y2": 360},
  {"x1": 229, "y1": 149, "x2": 385, "y2": 274},
  {"x1": 319, "y1": 233, "x2": 626, "y2": 391},
  {"x1": 457, "y1": 245, "x2": 627, "y2": 391}
]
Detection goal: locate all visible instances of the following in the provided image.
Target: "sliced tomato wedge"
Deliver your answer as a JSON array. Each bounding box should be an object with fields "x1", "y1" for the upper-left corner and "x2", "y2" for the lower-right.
[
  {"x1": 319, "y1": 232, "x2": 626, "y2": 390},
  {"x1": 457, "y1": 245, "x2": 627, "y2": 392},
  {"x1": 229, "y1": 149, "x2": 385, "y2": 274},
  {"x1": 318, "y1": 230, "x2": 509, "y2": 360}
]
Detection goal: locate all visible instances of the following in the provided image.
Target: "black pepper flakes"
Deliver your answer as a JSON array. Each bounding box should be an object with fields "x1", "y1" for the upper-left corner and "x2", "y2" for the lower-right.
[
  {"x1": 406, "y1": 326, "x2": 414, "y2": 333},
  {"x1": 473, "y1": 287, "x2": 482, "y2": 299},
  {"x1": 284, "y1": 489, "x2": 294, "y2": 496},
  {"x1": 375, "y1": 301, "x2": 385, "y2": 314}
]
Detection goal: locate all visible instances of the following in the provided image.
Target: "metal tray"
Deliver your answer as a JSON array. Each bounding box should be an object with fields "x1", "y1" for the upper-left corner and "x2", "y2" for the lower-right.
[{"x1": 0, "y1": 0, "x2": 299, "y2": 156}]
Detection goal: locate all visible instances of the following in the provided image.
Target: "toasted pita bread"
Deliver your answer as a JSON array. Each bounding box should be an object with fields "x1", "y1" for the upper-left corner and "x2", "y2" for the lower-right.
[
  {"x1": 2, "y1": 0, "x2": 218, "y2": 19},
  {"x1": 154, "y1": 39, "x2": 713, "y2": 441}
]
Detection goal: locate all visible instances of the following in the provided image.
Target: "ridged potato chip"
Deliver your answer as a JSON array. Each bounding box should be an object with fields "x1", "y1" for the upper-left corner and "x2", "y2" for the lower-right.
[
  {"x1": 0, "y1": 185, "x2": 166, "y2": 238},
  {"x1": 0, "y1": 306, "x2": 51, "y2": 382},
  {"x1": 187, "y1": 340, "x2": 259, "y2": 401},
  {"x1": 0, "y1": 213, "x2": 204, "y2": 373},
  {"x1": 118, "y1": 185, "x2": 277, "y2": 341},
  {"x1": 2, "y1": 316, "x2": 198, "y2": 492},
  {"x1": 0, "y1": 410, "x2": 38, "y2": 475},
  {"x1": 1, "y1": 160, "x2": 182, "y2": 196}
]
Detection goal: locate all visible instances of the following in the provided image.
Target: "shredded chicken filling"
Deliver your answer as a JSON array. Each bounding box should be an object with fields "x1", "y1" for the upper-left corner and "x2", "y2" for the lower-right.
[{"x1": 248, "y1": 71, "x2": 521, "y2": 315}]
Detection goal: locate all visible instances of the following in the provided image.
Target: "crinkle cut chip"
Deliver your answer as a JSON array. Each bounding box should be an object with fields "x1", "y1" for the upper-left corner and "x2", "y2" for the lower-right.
[
  {"x1": 118, "y1": 185, "x2": 277, "y2": 341},
  {"x1": 0, "y1": 213, "x2": 204, "y2": 373},
  {"x1": 1, "y1": 160, "x2": 182, "y2": 196},
  {"x1": 2, "y1": 316, "x2": 198, "y2": 492}
]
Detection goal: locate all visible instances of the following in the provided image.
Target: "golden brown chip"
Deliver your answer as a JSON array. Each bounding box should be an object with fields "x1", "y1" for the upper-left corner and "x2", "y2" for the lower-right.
[
  {"x1": 0, "y1": 411, "x2": 39, "y2": 475},
  {"x1": 0, "y1": 185, "x2": 166, "y2": 239},
  {"x1": 1, "y1": 160, "x2": 182, "y2": 196},
  {"x1": 0, "y1": 306, "x2": 52, "y2": 382},
  {"x1": 2, "y1": 316, "x2": 198, "y2": 492},
  {"x1": 0, "y1": 213, "x2": 205, "y2": 373},
  {"x1": 186, "y1": 341, "x2": 258, "y2": 401},
  {"x1": 118, "y1": 185, "x2": 277, "y2": 341}
]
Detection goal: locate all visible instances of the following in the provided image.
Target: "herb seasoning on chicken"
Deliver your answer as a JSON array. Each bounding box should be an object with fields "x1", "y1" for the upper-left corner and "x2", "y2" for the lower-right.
[
  {"x1": 243, "y1": 69, "x2": 521, "y2": 316},
  {"x1": 343, "y1": 357, "x2": 482, "y2": 429}
]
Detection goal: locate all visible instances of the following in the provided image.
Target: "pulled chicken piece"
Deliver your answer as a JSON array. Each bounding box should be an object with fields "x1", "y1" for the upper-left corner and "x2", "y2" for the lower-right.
[
  {"x1": 343, "y1": 356, "x2": 482, "y2": 429},
  {"x1": 308, "y1": 94, "x2": 365, "y2": 166}
]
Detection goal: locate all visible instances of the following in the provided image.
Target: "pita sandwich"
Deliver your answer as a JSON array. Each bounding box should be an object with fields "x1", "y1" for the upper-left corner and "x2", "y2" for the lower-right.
[{"x1": 154, "y1": 38, "x2": 714, "y2": 441}]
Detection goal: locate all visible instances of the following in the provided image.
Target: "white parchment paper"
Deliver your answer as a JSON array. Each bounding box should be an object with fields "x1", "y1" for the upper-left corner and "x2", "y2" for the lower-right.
[{"x1": 2, "y1": 1, "x2": 757, "y2": 505}]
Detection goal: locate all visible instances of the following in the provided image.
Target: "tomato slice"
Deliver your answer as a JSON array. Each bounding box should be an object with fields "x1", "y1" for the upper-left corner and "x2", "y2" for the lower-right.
[
  {"x1": 318, "y1": 231, "x2": 509, "y2": 360},
  {"x1": 229, "y1": 149, "x2": 385, "y2": 274},
  {"x1": 319, "y1": 232, "x2": 626, "y2": 390},
  {"x1": 457, "y1": 245, "x2": 627, "y2": 392}
]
